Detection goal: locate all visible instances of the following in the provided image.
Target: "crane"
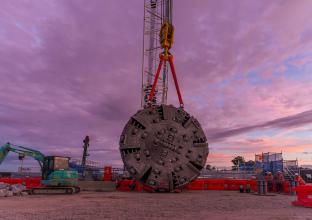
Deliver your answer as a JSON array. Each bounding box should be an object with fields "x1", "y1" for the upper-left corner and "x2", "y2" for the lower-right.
[
  {"x1": 141, "y1": 0, "x2": 183, "y2": 108},
  {"x1": 119, "y1": 0, "x2": 208, "y2": 192},
  {"x1": 81, "y1": 135, "x2": 90, "y2": 179},
  {"x1": 0, "y1": 142, "x2": 80, "y2": 194}
]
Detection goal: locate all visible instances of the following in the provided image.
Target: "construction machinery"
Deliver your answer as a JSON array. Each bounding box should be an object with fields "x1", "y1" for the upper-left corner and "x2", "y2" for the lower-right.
[
  {"x1": 0, "y1": 142, "x2": 80, "y2": 194},
  {"x1": 119, "y1": 0, "x2": 208, "y2": 192},
  {"x1": 81, "y1": 135, "x2": 90, "y2": 179},
  {"x1": 81, "y1": 136, "x2": 90, "y2": 170}
]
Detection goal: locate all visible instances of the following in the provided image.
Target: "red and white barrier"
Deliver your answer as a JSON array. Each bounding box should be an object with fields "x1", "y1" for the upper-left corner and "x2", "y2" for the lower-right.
[{"x1": 292, "y1": 185, "x2": 312, "y2": 208}]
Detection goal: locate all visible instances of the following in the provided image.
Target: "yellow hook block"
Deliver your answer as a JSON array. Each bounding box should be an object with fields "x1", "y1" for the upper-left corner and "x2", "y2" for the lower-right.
[{"x1": 160, "y1": 21, "x2": 174, "y2": 58}]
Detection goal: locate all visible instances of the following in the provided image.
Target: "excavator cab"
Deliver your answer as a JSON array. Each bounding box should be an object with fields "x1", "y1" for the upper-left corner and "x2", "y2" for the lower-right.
[
  {"x1": 41, "y1": 156, "x2": 78, "y2": 190},
  {"x1": 42, "y1": 156, "x2": 70, "y2": 180}
]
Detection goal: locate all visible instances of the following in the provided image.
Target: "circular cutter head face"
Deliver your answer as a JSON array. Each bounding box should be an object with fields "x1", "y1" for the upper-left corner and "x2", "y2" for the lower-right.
[{"x1": 119, "y1": 105, "x2": 209, "y2": 191}]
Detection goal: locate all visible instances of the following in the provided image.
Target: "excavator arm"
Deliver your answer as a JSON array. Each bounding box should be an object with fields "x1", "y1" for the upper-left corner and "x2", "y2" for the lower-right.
[
  {"x1": 0, "y1": 142, "x2": 45, "y2": 169},
  {"x1": 0, "y1": 143, "x2": 10, "y2": 164}
]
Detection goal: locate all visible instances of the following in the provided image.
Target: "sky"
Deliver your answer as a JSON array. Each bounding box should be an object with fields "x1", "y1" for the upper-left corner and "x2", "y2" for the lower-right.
[{"x1": 0, "y1": 0, "x2": 312, "y2": 171}]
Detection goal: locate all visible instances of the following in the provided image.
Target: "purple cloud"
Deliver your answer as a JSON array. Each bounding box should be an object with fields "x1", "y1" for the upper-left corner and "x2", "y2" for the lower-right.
[
  {"x1": 207, "y1": 110, "x2": 312, "y2": 142},
  {"x1": 1, "y1": 0, "x2": 312, "y2": 169}
]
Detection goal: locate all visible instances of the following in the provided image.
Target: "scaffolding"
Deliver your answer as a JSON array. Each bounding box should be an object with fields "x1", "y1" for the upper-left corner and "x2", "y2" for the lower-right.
[
  {"x1": 141, "y1": 0, "x2": 172, "y2": 107},
  {"x1": 255, "y1": 152, "x2": 299, "y2": 176}
]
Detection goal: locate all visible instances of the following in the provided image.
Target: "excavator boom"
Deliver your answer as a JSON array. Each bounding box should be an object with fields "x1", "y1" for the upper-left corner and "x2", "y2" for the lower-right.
[
  {"x1": 0, "y1": 143, "x2": 10, "y2": 164},
  {"x1": 0, "y1": 142, "x2": 45, "y2": 168}
]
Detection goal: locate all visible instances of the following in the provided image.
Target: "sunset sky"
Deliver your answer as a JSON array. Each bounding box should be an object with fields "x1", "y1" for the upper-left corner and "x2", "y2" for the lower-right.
[{"x1": 0, "y1": 0, "x2": 312, "y2": 171}]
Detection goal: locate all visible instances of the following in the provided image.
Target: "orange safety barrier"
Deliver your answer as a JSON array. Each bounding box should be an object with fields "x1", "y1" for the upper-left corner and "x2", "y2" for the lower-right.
[
  {"x1": 116, "y1": 180, "x2": 144, "y2": 192},
  {"x1": 292, "y1": 185, "x2": 312, "y2": 208},
  {"x1": 250, "y1": 180, "x2": 257, "y2": 192},
  {"x1": 283, "y1": 181, "x2": 290, "y2": 194},
  {"x1": 270, "y1": 181, "x2": 296, "y2": 194},
  {"x1": 0, "y1": 177, "x2": 42, "y2": 189},
  {"x1": 185, "y1": 179, "x2": 206, "y2": 190},
  {"x1": 225, "y1": 179, "x2": 246, "y2": 191},
  {"x1": 205, "y1": 179, "x2": 225, "y2": 190},
  {"x1": 116, "y1": 180, "x2": 172, "y2": 192},
  {"x1": 185, "y1": 179, "x2": 258, "y2": 191},
  {"x1": 103, "y1": 166, "x2": 112, "y2": 181},
  {"x1": 116, "y1": 178, "x2": 297, "y2": 193}
]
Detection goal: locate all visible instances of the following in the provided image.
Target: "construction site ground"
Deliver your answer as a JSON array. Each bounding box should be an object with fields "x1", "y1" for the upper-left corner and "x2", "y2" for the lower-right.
[{"x1": 0, "y1": 190, "x2": 311, "y2": 220}]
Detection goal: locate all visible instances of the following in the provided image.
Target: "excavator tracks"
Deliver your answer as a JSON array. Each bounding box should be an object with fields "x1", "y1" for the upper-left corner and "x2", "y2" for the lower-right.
[{"x1": 30, "y1": 186, "x2": 80, "y2": 195}]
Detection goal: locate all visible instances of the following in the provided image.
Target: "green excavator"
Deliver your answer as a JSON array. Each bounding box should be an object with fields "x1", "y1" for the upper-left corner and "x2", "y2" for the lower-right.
[{"x1": 0, "y1": 142, "x2": 80, "y2": 194}]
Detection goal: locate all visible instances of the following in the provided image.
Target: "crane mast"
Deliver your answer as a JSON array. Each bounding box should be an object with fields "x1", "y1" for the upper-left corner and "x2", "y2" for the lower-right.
[{"x1": 141, "y1": 0, "x2": 172, "y2": 108}]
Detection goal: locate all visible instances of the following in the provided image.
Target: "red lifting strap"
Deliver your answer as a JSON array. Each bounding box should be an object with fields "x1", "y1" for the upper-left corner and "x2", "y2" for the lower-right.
[
  {"x1": 168, "y1": 56, "x2": 184, "y2": 107},
  {"x1": 148, "y1": 54, "x2": 184, "y2": 107},
  {"x1": 148, "y1": 56, "x2": 164, "y2": 103}
]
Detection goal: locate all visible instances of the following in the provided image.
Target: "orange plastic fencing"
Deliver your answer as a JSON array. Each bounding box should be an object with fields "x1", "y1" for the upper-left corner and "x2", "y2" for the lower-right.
[{"x1": 292, "y1": 185, "x2": 312, "y2": 208}]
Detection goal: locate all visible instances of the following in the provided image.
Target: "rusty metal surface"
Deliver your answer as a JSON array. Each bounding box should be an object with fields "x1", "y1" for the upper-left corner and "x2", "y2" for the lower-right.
[{"x1": 119, "y1": 105, "x2": 208, "y2": 191}]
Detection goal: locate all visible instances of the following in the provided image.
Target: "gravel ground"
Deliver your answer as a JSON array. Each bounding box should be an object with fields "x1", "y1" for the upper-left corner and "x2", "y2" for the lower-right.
[{"x1": 0, "y1": 191, "x2": 311, "y2": 220}]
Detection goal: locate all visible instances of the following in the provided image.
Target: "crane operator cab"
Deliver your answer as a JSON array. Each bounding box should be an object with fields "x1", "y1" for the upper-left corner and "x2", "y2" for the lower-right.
[{"x1": 41, "y1": 156, "x2": 78, "y2": 187}]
